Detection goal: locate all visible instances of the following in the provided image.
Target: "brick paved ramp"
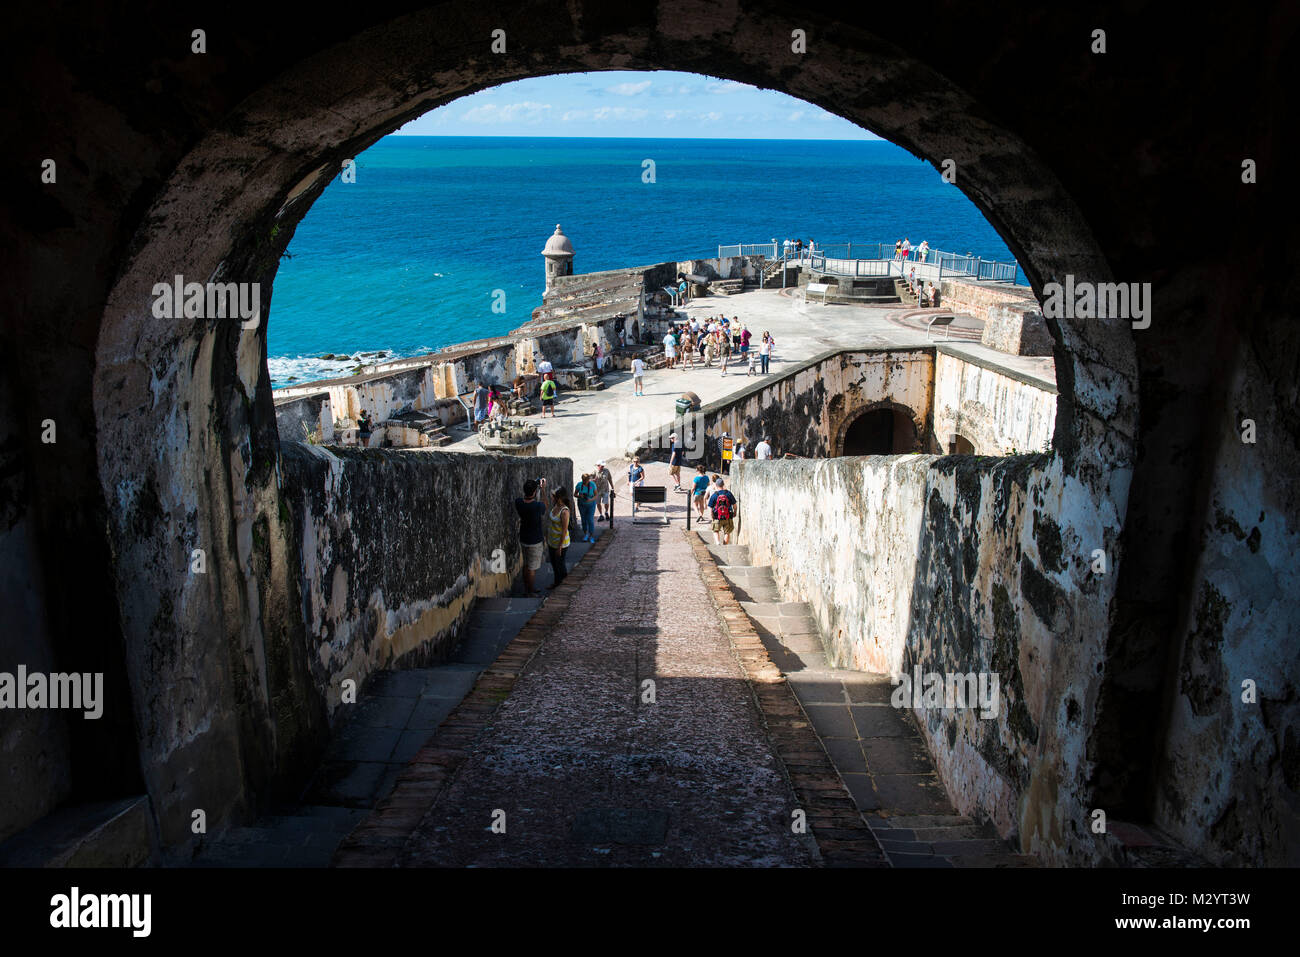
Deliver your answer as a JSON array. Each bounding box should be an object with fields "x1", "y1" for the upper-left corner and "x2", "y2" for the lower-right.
[{"x1": 395, "y1": 468, "x2": 816, "y2": 867}]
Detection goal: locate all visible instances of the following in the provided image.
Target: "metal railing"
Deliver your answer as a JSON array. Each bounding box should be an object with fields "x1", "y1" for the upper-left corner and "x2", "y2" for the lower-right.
[
  {"x1": 720, "y1": 241, "x2": 1022, "y2": 284},
  {"x1": 717, "y1": 242, "x2": 781, "y2": 259}
]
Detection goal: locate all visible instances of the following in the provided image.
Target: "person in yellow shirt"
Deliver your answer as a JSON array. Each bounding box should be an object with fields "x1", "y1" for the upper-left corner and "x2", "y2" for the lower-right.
[{"x1": 544, "y1": 484, "x2": 573, "y2": 588}]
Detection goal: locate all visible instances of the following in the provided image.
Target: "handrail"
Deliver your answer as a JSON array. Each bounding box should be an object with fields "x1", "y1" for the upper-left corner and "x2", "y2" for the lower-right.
[{"x1": 719, "y1": 241, "x2": 1022, "y2": 283}]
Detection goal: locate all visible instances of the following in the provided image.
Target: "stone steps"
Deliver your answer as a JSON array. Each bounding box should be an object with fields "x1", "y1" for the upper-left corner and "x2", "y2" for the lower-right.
[
  {"x1": 697, "y1": 530, "x2": 1034, "y2": 868},
  {"x1": 0, "y1": 795, "x2": 154, "y2": 867},
  {"x1": 894, "y1": 278, "x2": 919, "y2": 305}
]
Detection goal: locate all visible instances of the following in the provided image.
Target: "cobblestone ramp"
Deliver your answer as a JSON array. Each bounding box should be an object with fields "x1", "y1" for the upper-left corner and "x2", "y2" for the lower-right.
[
  {"x1": 389, "y1": 493, "x2": 818, "y2": 867},
  {"x1": 190, "y1": 536, "x2": 603, "y2": 867}
]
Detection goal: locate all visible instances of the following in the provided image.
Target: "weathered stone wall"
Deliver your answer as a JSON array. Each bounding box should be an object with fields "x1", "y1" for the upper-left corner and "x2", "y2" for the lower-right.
[
  {"x1": 0, "y1": 386, "x2": 72, "y2": 844},
  {"x1": 274, "y1": 392, "x2": 334, "y2": 444},
  {"x1": 535, "y1": 262, "x2": 673, "y2": 325},
  {"x1": 939, "y1": 279, "x2": 1039, "y2": 326},
  {"x1": 277, "y1": 364, "x2": 438, "y2": 425},
  {"x1": 634, "y1": 346, "x2": 1056, "y2": 467},
  {"x1": 679, "y1": 256, "x2": 766, "y2": 282},
  {"x1": 1145, "y1": 345, "x2": 1300, "y2": 865},
  {"x1": 634, "y1": 348, "x2": 936, "y2": 467},
  {"x1": 732, "y1": 452, "x2": 1126, "y2": 864},
  {"x1": 932, "y1": 349, "x2": 1057, "y2": 455},
  {"x1": 279, "y1": 444, "x2": 572, "y2": 720},
  {"x1": 275, "y1": 316, "x2": 625, "y2": 433},
  {"x1": 980, "y1": 304, "x2": 1054, "y2": 357},
  {"x1": 731, "y1": 456, "x2": 931, "y2": 674}
]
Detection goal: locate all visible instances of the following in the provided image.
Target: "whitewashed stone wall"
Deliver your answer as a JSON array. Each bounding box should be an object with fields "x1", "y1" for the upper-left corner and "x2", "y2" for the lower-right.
[
  {"x1": 732, "y1": 452, "x2": 1128, "y2": 864},
  {"x1": 280, "y1": 445, "x2": 572, "y2": 721},
  {"x1": 932, "y1": 350, "x2": 1057, "y2": 455}
]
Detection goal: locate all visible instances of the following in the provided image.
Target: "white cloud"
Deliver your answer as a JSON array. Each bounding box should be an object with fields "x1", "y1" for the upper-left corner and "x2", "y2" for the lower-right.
[
  {"x1": 701, "y1": 111, "x2": 723, "y2": 122},
  {"x1": 561, "y1": 107, "x2": 649, "y2": 122},
  {"x1": 461, "y1": 101, "x2": 553, "y2": 124},
  {"x1": 607, "y1": 80, "x2": 652, "y2": 96},
  {"x1": 706, "y1": 80, "x2": 749, "y2": 95},
  {"x1": 788, "y1": 110, "x2": 805, "y2": 122}
]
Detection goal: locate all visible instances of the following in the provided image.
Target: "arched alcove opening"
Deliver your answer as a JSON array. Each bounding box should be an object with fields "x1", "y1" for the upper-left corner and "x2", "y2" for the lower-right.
[
  {"x1": 841, "y1": 407, "x2": 918, "y2": 456},
  {"x1": 950, "y1": 434, "x2": 976, "y2": 455}
]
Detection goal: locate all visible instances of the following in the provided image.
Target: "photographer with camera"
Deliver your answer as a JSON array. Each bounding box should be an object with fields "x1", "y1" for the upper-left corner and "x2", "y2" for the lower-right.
[{"x1": 515, "y1": 477, "x2": 548, "y2": 597}]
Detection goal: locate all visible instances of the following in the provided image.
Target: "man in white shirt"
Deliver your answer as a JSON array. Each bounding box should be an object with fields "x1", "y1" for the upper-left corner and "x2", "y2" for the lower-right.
[
  {"x1": 632, "y1": 356, "x2": 645, "y2": 396},
  {"x1": 537, "y1": 358, "x2": 553, "y2": 376},
  {"x1": 755, "y1": 437, "x2": 773, "y2": 460},
  {"x1": 662, "y1": 331, "x2": 677, "y2": 369}
]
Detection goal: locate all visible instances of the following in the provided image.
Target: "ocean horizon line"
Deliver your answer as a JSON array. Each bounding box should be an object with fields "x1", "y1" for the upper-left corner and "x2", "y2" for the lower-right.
[{"x1": 382, "y1": 133, "x2": 887, "y2": 143}]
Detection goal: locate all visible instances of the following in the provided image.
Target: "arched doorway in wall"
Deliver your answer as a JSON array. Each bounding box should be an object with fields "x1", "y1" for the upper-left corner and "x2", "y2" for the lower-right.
[
  {"x1": 89, "y1": 5, "x2": 1140, "y2": 852},
  {"x1": 841, "y1": 406, "x2": 919, "y2": 455},
  {"x1": 950, "y1": 434, "x2": 977, "y2": 455}
]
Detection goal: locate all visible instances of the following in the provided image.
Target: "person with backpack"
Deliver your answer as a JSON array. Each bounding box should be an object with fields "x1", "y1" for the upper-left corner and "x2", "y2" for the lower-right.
[
  {"x1": 574, "y1": 472, "x2": 599, "y2": 543},
  {"x1": 707, "y1": 477, "x2": 738, "y2": 545},
  {"x1": 544, "y1": 485, "x2": 573, "y2": 588},
  {"x1": 539, "y1": 376, "x2": 557, "y2": 417},
  {"x1": 628, "y1": 456, "x2": 646, "y2": 513}
]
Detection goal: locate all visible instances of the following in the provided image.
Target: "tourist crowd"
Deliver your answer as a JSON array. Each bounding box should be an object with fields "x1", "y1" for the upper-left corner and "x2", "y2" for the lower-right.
[
  {"x1": 513, "y1": 437, "x2": 781, "y2": 596},
  {"x1": 646, "y1": 315, "x2": 777, "y2": 383}
]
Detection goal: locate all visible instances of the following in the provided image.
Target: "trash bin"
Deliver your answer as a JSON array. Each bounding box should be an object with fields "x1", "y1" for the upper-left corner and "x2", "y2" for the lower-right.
[{"x1": 675, "y1": 397, "x2": 693, "y2": 417}]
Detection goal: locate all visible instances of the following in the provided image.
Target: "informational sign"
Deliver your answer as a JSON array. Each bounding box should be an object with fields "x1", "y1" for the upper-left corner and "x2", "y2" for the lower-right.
[{"x1": 721, "y1": 436, "x2": 734, "y2": 461}]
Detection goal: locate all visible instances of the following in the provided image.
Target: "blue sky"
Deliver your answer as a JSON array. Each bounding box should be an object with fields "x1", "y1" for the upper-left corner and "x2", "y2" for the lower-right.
[{"x1": 395, "y1": 71, "x2": 879, "y2": 139}]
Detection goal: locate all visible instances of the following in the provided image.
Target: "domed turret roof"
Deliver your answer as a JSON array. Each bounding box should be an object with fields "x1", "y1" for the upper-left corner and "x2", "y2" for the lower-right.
[{"x1": 541, "y1": 224, "x2": 574, "y2": 258}]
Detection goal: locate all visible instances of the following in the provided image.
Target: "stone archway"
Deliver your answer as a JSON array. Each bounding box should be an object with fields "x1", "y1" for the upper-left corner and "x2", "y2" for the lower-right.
[
  {"x1": 834, "y1": 401, "x2": 927, "y2": 456},
  {"x1": 86, "y1": 5, "x2": 1137, "y2": 854}
]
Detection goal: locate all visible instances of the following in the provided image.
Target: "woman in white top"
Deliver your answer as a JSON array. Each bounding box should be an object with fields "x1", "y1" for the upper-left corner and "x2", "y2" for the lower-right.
[{"x1": 632, "y1": 356, "x2": 646, "y2": 396}]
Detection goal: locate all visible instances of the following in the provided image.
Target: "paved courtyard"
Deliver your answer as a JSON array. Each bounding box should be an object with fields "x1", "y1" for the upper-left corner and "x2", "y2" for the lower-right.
[{"x1": 442, "y1": 288, "x2": 1054, "y2": 469}]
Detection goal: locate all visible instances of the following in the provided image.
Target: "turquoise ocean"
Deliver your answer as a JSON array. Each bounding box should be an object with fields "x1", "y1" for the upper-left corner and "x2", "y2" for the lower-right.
[{"x1": 268, "y1": 136, "x2": 1020, "y2": 388}]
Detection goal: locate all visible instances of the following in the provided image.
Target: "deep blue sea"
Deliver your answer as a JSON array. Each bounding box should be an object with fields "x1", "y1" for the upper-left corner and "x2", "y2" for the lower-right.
[{"x1": 269, "y1": 136, "x2": 1020, "y2": 387}]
